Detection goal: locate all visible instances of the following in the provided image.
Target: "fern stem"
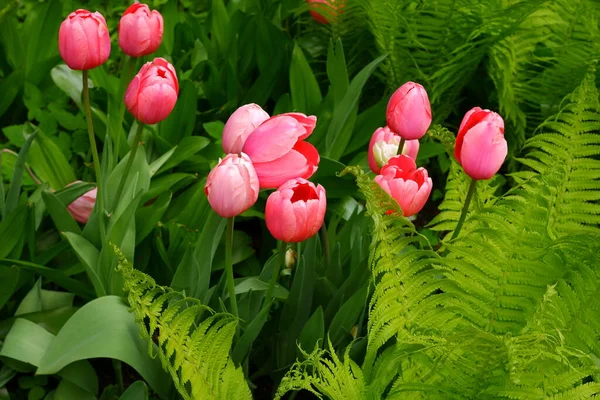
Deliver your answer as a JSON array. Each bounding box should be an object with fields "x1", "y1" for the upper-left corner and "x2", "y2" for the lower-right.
[
  {"x1": 451, "y1": 178, "x2": 477, "y2": 240},
  {"x1": 225, "y1": 217, "x2": 239, "y2": 320},
  {"x1": 264, "y1": 241, "x2": 286, "y2": 308},
  {"x1": 82, "y1": 70, "x2": 106, "y2": 241},
  {"x1": 112, "y1": 359, "x2": 124, "y2": 394},
  {"x1": 113, "y1": 122, "x2": 144, "y2": 211},
  {"x1": 397, "y1": 137, "x2": 406, "y2": 156}
]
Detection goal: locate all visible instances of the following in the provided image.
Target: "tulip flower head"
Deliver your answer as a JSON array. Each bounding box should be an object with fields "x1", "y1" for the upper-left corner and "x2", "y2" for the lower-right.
[
  {"x1": 222, "y1": 104, "x2": 270, "y2": 154},
  {"x1": 368, "y1": 126, "x2": 420, "y2": 174},
  {"x1": 386, "y1": 82, "x2": 432, "y2": 140},
  {"x1": 58, "y1": 10, "x2": 111, "y2": 70},
  {"x1": 307, "y1": 0, "x2": 343, "y2": 24},
  {"x1": 67, "y1": 187, "x2": 97, "y2": 224},
  {"x1": 125, "y1": 58, "x2": 179, "y2": 125},
  {"x1": 242, "y1": 113, "x2": 319, "y2": 189},
  {"x1": 265, "y1": 178, "x2": 326, "y2": 243},
  {"x1": 374, "y1": 155, "x2": 432, "y2": 217},
  {"x1": 455, "y1": 107, "x2": 507, "y2": 180},
  {"x1": 204, "y1": 153, "x2": 260, "y2": 218},
  {"x1": 118, "y1": 3, "x2": 164, "y2": 57}
]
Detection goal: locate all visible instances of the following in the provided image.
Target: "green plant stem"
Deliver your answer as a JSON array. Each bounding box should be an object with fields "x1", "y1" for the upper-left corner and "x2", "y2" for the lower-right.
[
  {"x1": 112, "y1": 359, "x2": 124, "y2": 394},
  {"x1": 264, "y1": 241, "x2": 286, "y2": 308},
  {"x1": 225, "y1": 217, "x2": 239, "y2": 320},
  {"x1": 114, "y1": 56, "x2": 137, "y2": 162},
  {"x1": 397, "y1": 137, "x2": 406, "y2": 156},
  {"x1": 320, "y1": 223, "x2": 330, "y2": 265},
  {"x1": 451, "y1": 179, "x2": 477, "y2": 240},
  {"x1": 112, "y1": 122, "x2": 144, "y2": 210},
  {"x1": 82, "y1": 70, "x2": 106, "y2": 240}
]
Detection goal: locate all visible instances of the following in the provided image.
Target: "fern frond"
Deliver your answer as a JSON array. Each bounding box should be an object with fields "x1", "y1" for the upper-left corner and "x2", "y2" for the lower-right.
[{"x1": 114, "y1": 247, "x2": 252, "y2": 400}]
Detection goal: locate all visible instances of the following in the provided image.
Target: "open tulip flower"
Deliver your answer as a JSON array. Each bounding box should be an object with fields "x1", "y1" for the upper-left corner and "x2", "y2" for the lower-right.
[
  {"x1": 118, "y1": 3, "x2": 164, "y2": 57},
  {"x1": 242, "y1": 113, "x2": 319, "y2": 189},
  {"x1": 374, "y1": 154, "x2": 432, "y2": 217},
  {"x1": 455, "y1": 107, "x2": 507, "y2": 180},
  {"x1": 386, "y1": 82, "x2": 432, "y2": 140},
  {"x1": 368, "y1": 126, "x2": 420, "y2": 174},
  {"x1": 67, "y1": 187, "x2": 97, "y2": 224},
  {"x1": 265, "y1": 178, "x2": 326, "y2": 243},
  {"x1": 58, "y1": 9, "x2": 111, "y2": 70},
  {"x1": 222, "y1": 104, "x2": 270, "y2": 154},
  {"x1": 125, "y1": 58, "x2": 179, "y2": 125}
]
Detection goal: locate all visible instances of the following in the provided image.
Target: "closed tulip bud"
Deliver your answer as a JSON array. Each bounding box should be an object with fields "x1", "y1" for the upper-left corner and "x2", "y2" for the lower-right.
[
  {"x1": 222, "y1": 104, "x2": 270, "y2": 154},
  {"x1": 285, "y1": 247, "x2": 298, "y2": 270},
  {"x1": 118, "y1": 3, "x2": 164, "y2": 57},
  {"x1": 307, "y1": 0, "x2": 343, "y2": 24},
  {"x1": 386, "y1": 82, "x2": 432, "y2": 140},
  {"x1": 204, "y1": 153, "x2": 259, "y2": 218},
  {"x1": 368, "y1": 126, "x2": 420, "y2": 174},
  {"x1": 455, "y1": 107, "x2": 507, "y2": 180},
  {"x1": 58, "y1": 10, "x2": 111, "y2": 70},
  {"x1": 265, "y1": 178, "x2": 326, "y2": 243},
  {"x1": 243, "y1": 113, "x2": 319, "y2": 189},
  {"x1": 67, "y1": 187, "x2": 97, "y2": 224},
  {"x1": 374, "y1": 155, "x2": 432, "y2": 217},
  {"x1": 125, "y1": 58, "x2": 179, "y2": 124}
]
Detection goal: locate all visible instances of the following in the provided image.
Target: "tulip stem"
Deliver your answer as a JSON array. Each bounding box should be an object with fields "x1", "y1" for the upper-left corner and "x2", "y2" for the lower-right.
[
  {"x1": 82, "y1": 70, "x2": 106, "y2": 240},
  {"x1": 264, "y1": 241, "x2": 286, "y2": 309},
  {"x1": 397, "y1": 137, "x2": 406, "y2": 156},
  {"x1": 451, "y1": 179, "x2": 477, "y2": 240},
  {"x1": 113, "y1": 122, "x2": 144, "y2": 210},
  {"x1": 112, "y1": 359, "x2": 124, "y2": 394},
  {"x1": 225, "y1": 217, "x2": 239, "y2": 321}
]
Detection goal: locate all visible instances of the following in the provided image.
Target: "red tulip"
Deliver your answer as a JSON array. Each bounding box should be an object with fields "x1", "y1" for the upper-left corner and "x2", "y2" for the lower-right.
[
  {"x1": 125, "y1": 58, "x2": 179, "y2": 124},
  {"x1": 307, "y1": 0, "x2": 343, "y2": 24},
  {"x1": 455, "y1": 107, "x2": 507, "y2": 180},
  {"x1": 242, "y1": 113, "x2": 319, "y2": 189},
  {"x1": 265, "y1": 178, "x2": 326, "y2": 243},
  {"x1": 118, "y1": 3, "x2": 164, "y2": 57},
  {"x1": 374, "y1": 155, "x2": 432, "y2": 217},
  {"x1": 222, "y1": 104, "x2": 270, "y2": 154},
  {"x1": 386, "y1": 82, "x2": 432, "y2": 140},
  {"x1": 204, "y1": 153, "x2": 260, "y2": 218},
  {"x1": 58, "y1": 10, "x2": 111, "y2": 70},
  {"x1": 368, "y1": 126, "x2": 420, "y2": 174},
  {"x1": 67, "y1": 187, "x2": 97, "y2": 224}
]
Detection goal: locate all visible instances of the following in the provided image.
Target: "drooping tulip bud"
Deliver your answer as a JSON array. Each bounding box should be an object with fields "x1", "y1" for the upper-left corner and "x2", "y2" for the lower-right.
[
  {"x1": 243, "y1": 113, "x2": 319, "y2": 189},
  {"x1": 125, "y1": 58, "x2": 179, "y2": 124},
  {"x1": 67, "y1": 187, "x2": 97, "y2": 224},
  {"x1": 265, "y1": 178, "x2": 326, "y2": 243},
  {"x1": 368, "y1": 126, "x2": 420, "y2": 174},
  {"x1": 455, "y1": 107, "x2": 507, "y2": 180},
  {"x1": 204, "y1": 153, "x2": 260, "y2": 218},
  {"x1": 386, "y1": 82, "x2": 432, "y2": 140},
  {"x1": 118, "y1": 3, "x2": 164, "y2": 57},
  {"x1": 307, "y1": 0, "x2": 343, "y2": 24},
  {"x1": 58, "y1": 10, "x2": 111, "y2": 70},
  {"x1": 222, "y1": 104, "x2": 270, "y2": 154},
  {"x1": 374, "y1": 155, "x2": 432, "y2": 217}
]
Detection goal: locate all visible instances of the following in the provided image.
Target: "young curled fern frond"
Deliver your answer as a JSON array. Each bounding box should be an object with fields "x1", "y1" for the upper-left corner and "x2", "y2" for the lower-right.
[{"x1": 113, "y1": 246, "x2": 252, "y2": 400}]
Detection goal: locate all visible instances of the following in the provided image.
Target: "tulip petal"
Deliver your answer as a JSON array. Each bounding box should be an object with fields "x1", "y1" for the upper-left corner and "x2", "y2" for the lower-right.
[
  {"x1": 243, "y1": 116, "x2": 306, "y2": 163},
  {"x1": 252, "y1": 141, "x2": 319, "y2": 189},
  {"x1": 460, "y1": 121, "x2": 508, "y2": 180}
]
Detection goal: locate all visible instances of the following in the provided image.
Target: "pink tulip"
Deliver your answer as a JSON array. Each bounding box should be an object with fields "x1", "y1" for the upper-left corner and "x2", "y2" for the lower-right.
[
  {"x1": 125, "y1": 58, "x2": 179, "y2": 124},
  {"x1": 307, "y1": 0, "x2": 344, "y2": 24},
  {"x1": 386, "y1": 82, "x2": 432, "y2": 140},
  {"x1": 58, "y1": 10, "x2": 111, "y2": 70},
  {"x1": 204, "y1": 153, "x2": 259, "y2": 218},
  {"x1": 222, "y1": 104, "x2": 270, "y2": 154},
  {"x1": 455, "y1": 107, "x2": 507, "y2": 180},
  {"x1": 265, "y1": 178, "x2": 326, "y2": 243},
  {"x1": 67, "y1": 187, "x2": 97, "y2": 224},
  {"x1": 368, "y1": 126, "x2": 420, "y2": 174},
  {"x1": 374, "y1": 155, "x2": 432, "y2": 217},
  {"x1": 118, "y1": 3, "x2": 164, "y2": 57},
  {"x1": 242, "y1": 113, "x2": 319, "y2": 189}
]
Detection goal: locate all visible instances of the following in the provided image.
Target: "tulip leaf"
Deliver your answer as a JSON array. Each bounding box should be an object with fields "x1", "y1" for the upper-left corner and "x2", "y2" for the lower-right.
[
  {"x1": 119, "y1": 381, "x2": 148, "y2": 400},
  {"x1": 41, "y1": 191, "x2": 81, "y2": 235},
  {"x1": 61, "y1": 232, "x2": 104, "y2": 298},
  {"x1": 159, "y1": 80, "x2": 198, "y2": 146},
  {"x1": 328, "y1": 284, "x2": 368, "y2": 348},
  {"x1": 231, "y1": 299, "x2": 271, "y2": 364},
  {"x1": 326, "y1": 39, "x2": 349, "y2": 105},
  {"x1": 0, "y1": 206, "x2": 27, "y2": 259},
  {"x1": 28, "y1": 131, "x2": 76, "y2": 190},
  {"x1": 4, "y1": 131, "x2": 36, "y2": 217},
  {"x1": 155, "y1": 136, "x2": 210, "y2": 175},
  {"x1": 0, "y1": 69, "x2": 25, "y2": 119},
  {"x1": 0, "y1": 265, "x2": 20, "y2": 310},
  {"x1": 0, "y1": 319, "x2": 54, "y2": 368},
  {"x1": 24, "y1": 0, "x2": 61, "y2": 83},
  {"x1": 290, "y1": 43, "x2": 322, "y2": 115},
  {"x1": 299, "y1": 306, "x2": 325, "y2": 354},
  {"x1": 135, "y1": 191, "x2": 171, "y2": 245},
  {"x1": 53, "y1": 182, "x2": 96, "y2": 207},
  {"x1": 50, "y1": 66, "x2": 87, "y2": 110}
]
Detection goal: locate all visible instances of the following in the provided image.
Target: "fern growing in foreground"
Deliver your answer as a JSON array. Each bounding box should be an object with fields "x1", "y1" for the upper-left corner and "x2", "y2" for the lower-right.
[
  {"x1": 114, "y1": 247, "x2": 252, "y2": 400},
  {"x1": 276, "y1": 67, "x2": 600, "y2": 399}
]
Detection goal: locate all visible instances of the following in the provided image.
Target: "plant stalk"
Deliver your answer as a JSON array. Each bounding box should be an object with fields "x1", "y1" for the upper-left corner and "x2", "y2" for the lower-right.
[
  {"x1": 82, "y1": 70, "x2": 106, "y2": 240},
  {"x1": 112, "y1": 359, "x2": 124, "y2": 394},
  {"x1": 397, "y1": 137, "x2": 406, "y2": 156},
  {"x1": 225, "y1": 217, "x2": 239, "y2": 319},
  {"x1": 451, "y1": 179, "x2": 477, "y2": 240},
  {"x1": 264, "y1": 241, "x2": 286, "y2": 308},
  {"x1": 113, "y1": 122, "x2": 144, "y2": 210}
]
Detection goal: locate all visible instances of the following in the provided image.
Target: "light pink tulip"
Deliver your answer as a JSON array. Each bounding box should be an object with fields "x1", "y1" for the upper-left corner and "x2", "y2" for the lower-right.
[
  {"x1": 307, "y1": 0, "x2": 344, "y2": 24},
  {"x1": 204, "y1": 153, "x2": 259, "y2": 218},
  {"x1": 242, "y1": 113, "x2": 319, "y2": 189},
  {"x1": 125, "y1": 58, "x2": 179, "y2": 124},
  {"x1": 222, "y1": 104, "x2": 270, "y2": 154},
  {"x1": 386, "y1": 82, "x2": 432, "y2": 140},
  {"x1": 368, "y1": 126, "x2": 420, "y2": 174},
  {"x1": 118, "y1": 3, "x2": 164, "y2": 57},
  {"x1": 58, "y1": 10, "x2": 111, "y2": 70},
  {"x1": 67, "y1": 187, "x2": 97, "y2": 224},
  {"x1": 265, "y1": 178, "x2": 326, "y2": 243},
  {"x1": 374, "y1": 155, "x2": 432, "y2": 217},
  {"x1": 455, "y1": 107, "x2": 507, "y2": 180}
]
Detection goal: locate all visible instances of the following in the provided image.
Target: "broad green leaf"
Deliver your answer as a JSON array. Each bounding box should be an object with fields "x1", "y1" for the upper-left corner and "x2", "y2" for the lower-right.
[
  {"x1": 119, "y1": 381, "x2": 148, "y2": 400},
  {"x1": 0, "y1": 307, "x2": 77, "y2": 338},
  {"x1": 299, "y1": 306, "x2": 325, "y2": 354},
  {"x1": 0, "y1": 266, "x2": 20, "y2": 310},
  {"x1": 326, "y1": 39, "x2": 349, "y2": 105},
  {"x1": 56, "y1": 361, "x2": 98, "y2": 395},
  {"x1": 328, "y1": 284, "x2": 368, "y2": 347},
  {"x1": 171, "y1": 246, "x2": 204, "y2": 300},
  {"x1": 159, "y1": 80, "x2": 198, "y2": 146},
  {"x1": 290, "y1": 44, "x2": 322, "y2": 114},
  {"x1": 61, "y1": 233, "x2": 104, "y2": 297},
  {"x1": 53, "y1": 183, "x2": 96, "y2": 207},
  {"x1": 345, "y1": 97, "x2": 387, "y2": 154},
  {"x1": 54, "y1": 380, "x2": 94, "y2": 400},
  {"x1": 231, "y1": 277, "x2": 289, "y2": 299},
  {"x1": 28, "y1": 132, "x2": 76, "y2": 190},
  {"x1": 210, "y1": 0, "x2": 231, "y2": 56},
  {"x1": 0, "y1": 319, "x2": 53, "y2": 367},
  {"x1": 231, "y1": 300, "x2": 271, "y2": 364},
  {"x1": 41, "y1": 191, "x2": 80, "y2": 235},
  {"x1": 0, "y1": 365, "x2": 16, "y2": 388},
  {"x1": 142, "y1": 173, "x2": 194, "y2": 204},
  {"x1": 4, "y1": 132, "x2": 37, "y2": 216},
  {"x1": 0, "y1": 207, "x2": 27, "y2": 259},
  {"x1": 15, "y1": 279, "x2": 74, "y2": 317},
  {"x1": 203, "y1": 121, "x2": 224, "y2": 141},
  {"x1": 135, "y1": 192, "x2": 171, "y2": 245},
  {"x1": 105, "y1": 145, "x2": 151, "y2": 214},
  {"x1": 24, "y1": 0, "x2": 61, "y2": 83},
  {"x1": 156, "y1": 136, "x2": 210, "y2": 175},
  {"x1": 0, "y1": 69, "x2": 24, "y2": 119}
]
